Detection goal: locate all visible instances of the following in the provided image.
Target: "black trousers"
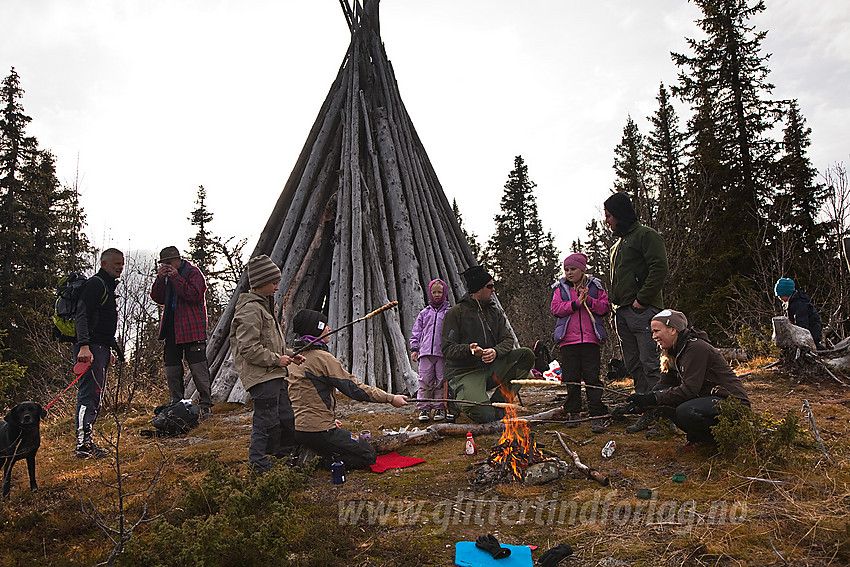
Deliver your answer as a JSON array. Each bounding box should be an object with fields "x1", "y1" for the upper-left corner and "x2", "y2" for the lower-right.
[
  {"x1": 247, "y1": 378, "x2": 295, "y2": 472},
  {"x1": 559, "y1": 343, "x2": 608, "y2": 416},
  {"x1": 658, "y1": 395, "x2": 725, "y2": 443},
  {"x1": 295, "y1": 428, "x2": 376, "y2": 470}
]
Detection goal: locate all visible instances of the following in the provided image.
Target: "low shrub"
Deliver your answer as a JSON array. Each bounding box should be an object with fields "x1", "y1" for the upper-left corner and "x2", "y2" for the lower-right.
[
  {"x1": 712, "y1": 397, "x2": 802, "y2": 466},
  {"x1": 121, "y1": 459, "x2": 359, "y2": 567},
  {"x1": 735, "y1": 324, "x2": 781, "y2": 359}
]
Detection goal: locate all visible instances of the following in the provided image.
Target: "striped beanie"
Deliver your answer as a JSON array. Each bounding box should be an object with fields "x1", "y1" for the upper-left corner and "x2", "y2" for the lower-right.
[{"x1": 247, "y1": 255, "x2": 281, "y2": 289}]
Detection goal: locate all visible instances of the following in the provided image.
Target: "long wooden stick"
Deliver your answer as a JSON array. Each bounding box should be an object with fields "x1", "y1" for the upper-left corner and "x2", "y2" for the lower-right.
[
  {"x1": 515, "y1": 413, "x2": 614, "y2": 425},
  {"x1": 513, "y1": 379, "x2": 631, "y2": 397},
  {"x1": 549, "y1": 431, "x2": 609, "y2": 486},
  {"x1": 412, "y1": 397, "x2": 525, "y2": 410},
  {"x1": 293, "y1": 301, "x2": 399, "y2": 355},
  {"x1": 802, "y1": 399, "x2": 831, "y2": 462}
]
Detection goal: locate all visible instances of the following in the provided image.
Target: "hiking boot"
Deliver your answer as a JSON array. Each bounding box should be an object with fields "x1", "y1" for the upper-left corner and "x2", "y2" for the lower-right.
[
  {"x1": 626, "y1": 412, "x2": 654, "y2": 434},
  {"x1": 433, "y1": 408, "x2": 446, "y2": 421},
  {"x1": 645, "y1": 417, "x2": 676, "y2": 440},
  {"x1": 296, "y1": 446, "x2": 321, "y2": 469},
  {"x1": 199, "y1": 407, "x2": 213, "y2": 422},
  {"x1": 564, "y1": 413, "x2": 580, "y2": 428},
  {"x1": 445, "y1": 410, "x2": 456, "y2": 423},
  {"x1": 418, "y1": 409, "x2": 431, "y2": 423},
  {"x1": 74, "y1": 442, "x2": 110, "y2": 459},
  {"x1": 590, "y1": 418, "x2": 607, "y2": 434}
]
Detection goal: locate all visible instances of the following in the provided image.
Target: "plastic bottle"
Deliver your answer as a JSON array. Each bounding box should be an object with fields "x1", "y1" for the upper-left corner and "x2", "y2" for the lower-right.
[
  {"x1": 601, "y1": 440, "x2": 616, "y2": 458},
  {"x1": 331, "y1": 455, "x2": 346, "y2": 484},
  {"x1": 465, "y1": 431, "x2": 477, "y2": 455}
]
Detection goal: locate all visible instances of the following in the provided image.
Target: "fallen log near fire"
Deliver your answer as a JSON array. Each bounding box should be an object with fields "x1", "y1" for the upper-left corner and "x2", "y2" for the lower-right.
[
  {"x1": 549, "y1": 431, "x2": 609, "y2": 486},
  {"x1": 367, "y1": 408, "x2": 564, "y2": 453}
]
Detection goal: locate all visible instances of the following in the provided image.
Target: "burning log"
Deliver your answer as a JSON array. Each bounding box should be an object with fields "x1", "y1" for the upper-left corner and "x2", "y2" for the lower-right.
[{"x1": 549, "y1": 431, "x2": 609, "y2": 486}]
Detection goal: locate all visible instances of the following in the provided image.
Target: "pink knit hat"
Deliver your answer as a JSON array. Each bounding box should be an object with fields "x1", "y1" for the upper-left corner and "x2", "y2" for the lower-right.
[{"x1": 563, "y1": 253, "x2": 588, "y2": 272}]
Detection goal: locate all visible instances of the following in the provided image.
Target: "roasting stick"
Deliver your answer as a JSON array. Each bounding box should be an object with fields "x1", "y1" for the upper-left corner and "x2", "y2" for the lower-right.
[
  {"x1": 513, "y1": 379, "x2": 631, "y2": 397},
  {"x1": 413, "y1": 398, "x2": 526, "y2": 410},
  {"x1": 292, "y1": 301, "x2": 399, "y2": 355}
]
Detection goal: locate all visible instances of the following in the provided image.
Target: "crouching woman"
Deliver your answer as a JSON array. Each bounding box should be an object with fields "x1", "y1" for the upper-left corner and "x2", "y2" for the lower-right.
[{"x1": 626, "y1": 309, "x2": 750, "y2": 452}]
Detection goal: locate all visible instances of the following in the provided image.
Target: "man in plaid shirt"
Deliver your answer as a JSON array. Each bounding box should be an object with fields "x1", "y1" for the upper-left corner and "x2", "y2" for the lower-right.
[{"x1": 150, "y1": 246, "x2": 213, "y2": 419}]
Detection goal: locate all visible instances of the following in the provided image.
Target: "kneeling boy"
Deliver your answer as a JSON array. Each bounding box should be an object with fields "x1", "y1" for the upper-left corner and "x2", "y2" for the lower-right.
[{"x1": 286, "y1": 309, "x2": 408, "y2": 469}]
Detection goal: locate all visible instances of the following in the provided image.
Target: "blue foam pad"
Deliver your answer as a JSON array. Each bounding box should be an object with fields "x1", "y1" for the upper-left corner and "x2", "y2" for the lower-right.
[{"x1": 454, "y1": 541, "x2": 533, "y2": 567}]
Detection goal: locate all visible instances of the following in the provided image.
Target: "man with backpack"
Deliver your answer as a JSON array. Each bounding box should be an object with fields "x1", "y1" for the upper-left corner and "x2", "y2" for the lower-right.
[
  {"x1": 150, "y1": 246, "x2": 213, "y2": 419},
  {"x1": 73, "y1": 248, "x2": 124, "y2": 458}
]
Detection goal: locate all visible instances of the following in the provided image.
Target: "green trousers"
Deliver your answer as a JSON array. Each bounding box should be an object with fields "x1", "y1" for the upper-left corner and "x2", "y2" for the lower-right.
[{"x1": 449, "y1": 348, "x2": 535, "y2": 423}]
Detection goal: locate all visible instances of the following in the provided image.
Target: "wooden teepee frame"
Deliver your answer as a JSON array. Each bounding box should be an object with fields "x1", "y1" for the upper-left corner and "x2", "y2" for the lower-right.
[{"x1": 196, "y1": 0, "x2": 509, "y2": 404}]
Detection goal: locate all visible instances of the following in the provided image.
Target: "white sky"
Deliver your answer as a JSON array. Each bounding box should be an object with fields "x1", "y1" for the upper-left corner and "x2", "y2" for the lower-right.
[{"x1": 2, "y1": 1, "x2": 848, "y2": 263}]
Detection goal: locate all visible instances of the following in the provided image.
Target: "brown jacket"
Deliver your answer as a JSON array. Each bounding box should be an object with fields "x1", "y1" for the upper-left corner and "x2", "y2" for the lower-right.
[
  {"x1": 229, "y1": 291, "x2": 288, "y2": 392},
  {"x1": 286, "y1": 344, "x2": 394, "y2": 432},
  {"x1": 655, "y1": 329, "x2": 750, "y2": 407}
]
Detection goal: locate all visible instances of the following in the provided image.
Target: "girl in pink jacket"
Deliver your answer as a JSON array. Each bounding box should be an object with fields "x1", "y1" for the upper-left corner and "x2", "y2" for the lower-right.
[
  {"x1": 550, "y1": 253, "x2": 610, "y2": 433},
  {"x1": 410, "y1": 279, "x2": 450, "y2": 422}
]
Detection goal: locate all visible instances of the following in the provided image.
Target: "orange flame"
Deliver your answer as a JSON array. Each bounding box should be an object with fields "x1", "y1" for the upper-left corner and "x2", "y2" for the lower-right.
[{"x1": 489, "y1": 380, "x2": 545, "y2": 480}]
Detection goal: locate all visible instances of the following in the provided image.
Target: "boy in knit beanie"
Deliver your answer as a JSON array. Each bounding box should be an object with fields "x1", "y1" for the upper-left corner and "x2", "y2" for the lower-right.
[{"x1": 230, "y1": 255, "x2": 304, "y2": 473}]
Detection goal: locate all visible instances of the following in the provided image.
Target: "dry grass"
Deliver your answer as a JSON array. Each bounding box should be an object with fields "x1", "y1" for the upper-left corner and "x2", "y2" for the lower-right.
[{"x1": 1, "y1": 363, "x2": 849, "y2": 566}]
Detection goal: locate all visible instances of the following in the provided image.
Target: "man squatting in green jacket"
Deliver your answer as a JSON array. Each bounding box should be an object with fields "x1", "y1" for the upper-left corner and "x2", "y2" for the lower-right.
[
  {"x1": 441, "y1": 266, "x2": 536, "y2": 423},
  {"x1": 604, "y1": 192, "x2": 669, "y2": 433}
]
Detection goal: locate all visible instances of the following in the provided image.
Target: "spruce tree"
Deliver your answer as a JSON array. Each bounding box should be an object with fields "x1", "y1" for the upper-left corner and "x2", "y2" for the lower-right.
[
  {"x1": 187, "y1": 185, "x2": 220, "y2": 318},
  {"x1": 484, "y1": 156, "x2": 559, "y2": 346},
  {"x1": 452, "y1": 198, "x2": 482, "y2": 263},
  {"x1": 0, "y1": 69, "x2": 90, "y2": 386},
  {"x1": 771, "y1": 101, "x2": 825, "y2": 252},
  {"x1": 671, "y1": 0, "x2": 780, "y2": 330},
  {"x1": 574, "y1": 218, "x2": 615, "y2": 290},
  {"x1": 0, "y1": 67, "x2": 37, "y2": 302},
  {"x1": 612, "y1": 116, "x2": 654, "y2": 226},
  {"x1": 646, "y1": 84, "x2": 685, "y2": 234}
]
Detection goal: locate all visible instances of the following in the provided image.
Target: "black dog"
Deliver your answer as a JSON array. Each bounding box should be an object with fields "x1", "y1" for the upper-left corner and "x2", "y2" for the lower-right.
[{"x1": 1, "y1": 401, "x2": 47, "y2": 499}]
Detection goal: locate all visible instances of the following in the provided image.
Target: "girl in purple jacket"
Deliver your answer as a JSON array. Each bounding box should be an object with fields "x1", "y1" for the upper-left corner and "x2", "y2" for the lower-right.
[
  {"x1": 551, "y1": 253, "x2": 611, "y2": 433},
  {"x1": 410, "y1": 279, "x2": 450, "y2": 422}
]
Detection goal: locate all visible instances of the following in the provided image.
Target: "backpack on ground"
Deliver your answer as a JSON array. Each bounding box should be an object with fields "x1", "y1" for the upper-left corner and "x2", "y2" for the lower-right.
[
  {"x1": 532, "y1": 340, "x2": 552, "y2": 374},
  {"x1": 147, "y1": 400, "x2": 200, "y2": 437},
  {"x1": 52, "y1": 274, "x2": 106, "y2": 341}
]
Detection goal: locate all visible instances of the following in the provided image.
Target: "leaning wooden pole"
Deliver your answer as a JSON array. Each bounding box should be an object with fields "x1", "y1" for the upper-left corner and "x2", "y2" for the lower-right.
[{"x1": 204, "y1": 0, "x2": 516, "y2": 403}]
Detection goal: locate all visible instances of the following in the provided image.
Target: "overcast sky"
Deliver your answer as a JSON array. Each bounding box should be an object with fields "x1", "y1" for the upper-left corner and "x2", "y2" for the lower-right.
[{"x1": 2, "y1": 1, "x2": 848, "y2": 266}]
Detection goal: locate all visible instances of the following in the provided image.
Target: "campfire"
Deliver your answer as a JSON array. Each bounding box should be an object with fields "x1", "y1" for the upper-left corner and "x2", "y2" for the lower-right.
[{"x1": 485, "y1": 385, "x2": 553, "y2": 483}]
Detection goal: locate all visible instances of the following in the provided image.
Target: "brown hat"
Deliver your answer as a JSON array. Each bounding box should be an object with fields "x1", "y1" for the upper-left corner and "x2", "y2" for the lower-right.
[
  {"x1": 159, "y1": 246, "x2": 181, "y2": 263},
  {"x1": 247, "y1": 255, "x2": 281, "y2": 289},
  {"x1": 652, "y1": 309, "x2": 688, "y2": 332}
]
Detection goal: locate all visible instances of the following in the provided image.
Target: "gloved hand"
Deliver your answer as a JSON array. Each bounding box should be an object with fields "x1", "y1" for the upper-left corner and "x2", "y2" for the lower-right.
[
  {"x1": 626, "y1": 392, "x2": 657, "y2": 408},
  {"x1": 610, "y1": 403, "x2": 636, "y2": 419},
  {"x1": 475, "y1": 534, "x2": 511, "y2": 559},
  {"x1": 538, "y1": 543, "x2": 574, "y2": 566}
]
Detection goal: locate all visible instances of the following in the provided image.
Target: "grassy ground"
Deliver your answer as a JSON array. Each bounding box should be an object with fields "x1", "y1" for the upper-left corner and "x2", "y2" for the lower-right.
[{"x1": 1, "y1": 360, "x2": 849, "y2": 566}]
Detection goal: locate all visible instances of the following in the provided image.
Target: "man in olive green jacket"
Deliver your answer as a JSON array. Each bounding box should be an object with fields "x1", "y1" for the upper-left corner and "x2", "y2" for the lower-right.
[
  {"x1": 442, "y1": 266, "x2": 535, "y2": 423},
  {"x1": 604, "y1": 193, "x2": 668, "y2": 433},
  {"x1": 230, "y1": 255, "x2": 303, "y2": 473}
]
